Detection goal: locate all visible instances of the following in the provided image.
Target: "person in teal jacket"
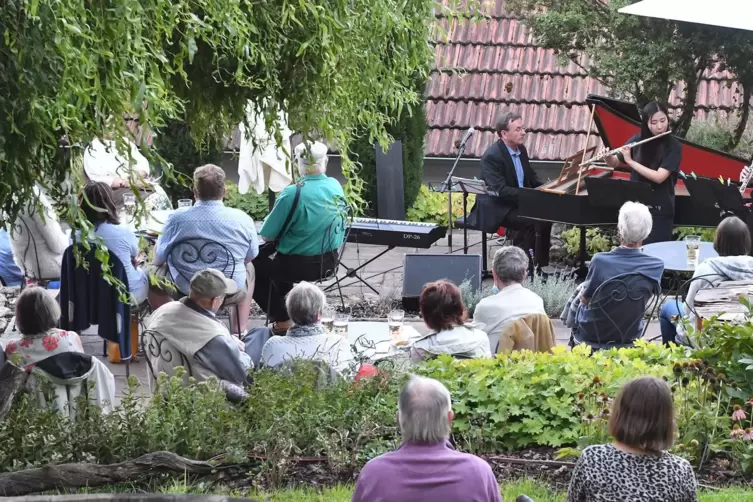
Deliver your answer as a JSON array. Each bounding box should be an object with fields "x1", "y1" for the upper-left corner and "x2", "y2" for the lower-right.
[{"x1": 253, "y1": 141, "x2": 346, "y2": 333}]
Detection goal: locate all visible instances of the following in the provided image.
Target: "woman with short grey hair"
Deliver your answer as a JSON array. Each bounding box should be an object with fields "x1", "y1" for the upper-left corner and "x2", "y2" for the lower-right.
[
  {"x1": 260, "y1": 282, "x2": 352, "y2": 372},
  {"x1": 0, "y1": 287, "x2": 117, "y2": 417},
  {"x1": 3, "y1": 287, "x2": 86, "y2": 368}
]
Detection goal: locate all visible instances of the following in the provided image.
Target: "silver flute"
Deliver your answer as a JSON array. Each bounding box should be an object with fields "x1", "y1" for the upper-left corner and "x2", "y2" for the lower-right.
[{"x1": 580, "y1": 130, "x2": 672, "y2": 168}]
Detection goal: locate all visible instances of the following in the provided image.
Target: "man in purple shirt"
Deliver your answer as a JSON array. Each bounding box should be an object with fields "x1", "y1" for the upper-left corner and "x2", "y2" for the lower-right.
[{"x1": 352, "y1": 376, "x2": 501, "y2": 502}]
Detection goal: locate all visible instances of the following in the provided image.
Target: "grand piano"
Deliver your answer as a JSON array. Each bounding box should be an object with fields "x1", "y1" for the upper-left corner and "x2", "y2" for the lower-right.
[{"x1": 518, "y1": 95, "x2": 751, "y2": 269}]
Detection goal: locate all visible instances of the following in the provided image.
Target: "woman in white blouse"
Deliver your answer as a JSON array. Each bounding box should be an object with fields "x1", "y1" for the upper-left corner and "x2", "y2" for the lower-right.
[
  {"x1": 9, "y1": 185, "x2": 68, "y2": 284},
  {"x1": 83, "y1": 136, "x2": 171, "y2": 211}
]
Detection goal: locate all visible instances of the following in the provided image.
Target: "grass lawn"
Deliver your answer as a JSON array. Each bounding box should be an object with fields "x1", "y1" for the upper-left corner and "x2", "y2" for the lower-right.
[{"x1": 152, "y1": 479, "x2": 753, "y2": 501}]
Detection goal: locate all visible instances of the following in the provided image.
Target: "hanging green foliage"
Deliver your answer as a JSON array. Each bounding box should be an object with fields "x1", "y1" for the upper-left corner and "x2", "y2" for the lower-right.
[{"x1": 1, "y1": 0, "x2": 475, "y2": 223}]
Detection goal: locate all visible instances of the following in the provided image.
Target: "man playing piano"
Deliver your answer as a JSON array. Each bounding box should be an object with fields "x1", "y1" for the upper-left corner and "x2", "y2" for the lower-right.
[{"x1": 468, "y1": 111, "x2": 551, "y2": 267}]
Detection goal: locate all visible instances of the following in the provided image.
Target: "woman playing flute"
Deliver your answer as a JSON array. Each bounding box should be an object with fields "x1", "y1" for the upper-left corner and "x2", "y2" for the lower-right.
[{"x1": 604, "y1": 101, "x2": 682, "y2": 243}]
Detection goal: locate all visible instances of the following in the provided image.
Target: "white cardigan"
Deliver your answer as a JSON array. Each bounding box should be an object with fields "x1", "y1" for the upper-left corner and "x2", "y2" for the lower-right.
[{"x1": 9, "y1": 188, "x2": 68, "y2": 280}]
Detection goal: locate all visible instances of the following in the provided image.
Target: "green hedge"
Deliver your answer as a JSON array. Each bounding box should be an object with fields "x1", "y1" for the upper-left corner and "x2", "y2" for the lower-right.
[{"x1": 0, "y1": 344, "x2": 685, "y2": 476}]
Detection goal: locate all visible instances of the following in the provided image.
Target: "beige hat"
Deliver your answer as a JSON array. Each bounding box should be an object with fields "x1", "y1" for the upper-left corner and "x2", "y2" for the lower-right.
[{"x1": 189, "y1": 268, "x2": 238, "y2": 298}]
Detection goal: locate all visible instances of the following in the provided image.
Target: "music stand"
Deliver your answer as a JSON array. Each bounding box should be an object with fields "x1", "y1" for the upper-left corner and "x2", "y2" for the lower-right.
[
  {"x1": 685, "y1": 176, "x2": 746, "y2": 219},
  {"x1": 449, "y1": 177, "x2": 497, "y2": 254},
  {"x1": 712, "y1": 183, "x2": 746, "y2": 215},
  {"x1": 683, "y1": 177, "x2": 720, "y2": 209},
  {"x1": 584, "y1": 177, "x2": 656, "y2": 209}
]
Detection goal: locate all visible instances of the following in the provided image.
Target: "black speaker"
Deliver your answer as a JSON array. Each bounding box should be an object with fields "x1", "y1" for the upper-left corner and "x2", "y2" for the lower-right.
[
  {"x1": 375, "y1": 140, "x2": 405, "y2": 221},
  {"x1": 402, "y1": 253, "x2": 483, "y2": 310}
]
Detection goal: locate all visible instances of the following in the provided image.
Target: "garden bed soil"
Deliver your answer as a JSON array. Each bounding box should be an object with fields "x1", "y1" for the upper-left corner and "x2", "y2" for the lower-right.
[{"x1": 180, "y1": 447, "x2": 750, "y2": 495}]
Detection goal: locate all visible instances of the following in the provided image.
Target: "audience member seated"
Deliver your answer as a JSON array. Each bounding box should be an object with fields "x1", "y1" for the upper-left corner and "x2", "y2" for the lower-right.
[
  {"x1": 9, "y1": 185, "x2": 68, "y2": 285},
  {"x1": 84, "y1": 135, "x2": 172, "y2": 211},
  {"x1": 566, "y1": 202, "x2": 663, "y2": 345},
  {"x1": 2, "y1": 287, "x2": 115, "y2": 416},
  {"x1": 0, "y1": 229, "x2": 24, "y2": 287},
  {"x1": 474, "y1": 246, "x2": 545, "y2": 351},
  {"x1": 565, "y1": 376, "x2": 697, "y2": 502},
  {"x1": 146, "y1": 269, "x2": 253, "y2": 395},
  {"x1": 253, "y1": 141, "x2": 346, "y2": 334},
  {"x1": 150, "y1": 164, "x2": 259, "y2": 333},
  {"x1": 260, "y1": 282, "x2": 352, "y2": 373},
  {"x1": 352, "y1": 375, "x2": 501, "y2": 502},
  {"x1": 411, "y1": 280, "x2": 490, "y2": 362},
  {"x1": 661, "y1": 216, "x2": 753, "y2": 346},
  {"x1": 79, "y1": 182, "x2": 148, "y2": 305}
]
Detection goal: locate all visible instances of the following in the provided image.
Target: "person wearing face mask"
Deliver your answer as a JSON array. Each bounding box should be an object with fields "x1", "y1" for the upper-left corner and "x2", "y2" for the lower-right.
[
  {"x1": 603, "y1": 101, "x2": 683, "y2": 244},
  {"x1": 467, "y1": 111, "x2": 552, "y2": 268},
  {"x1": 145, "y1": 268, "x2": 253, "y2": 393}
]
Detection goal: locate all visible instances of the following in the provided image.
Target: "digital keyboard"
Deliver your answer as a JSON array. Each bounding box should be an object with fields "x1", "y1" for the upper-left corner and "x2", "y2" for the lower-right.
[{"x1": 348, "y1": 218, "x2": 447, "y2": 249}]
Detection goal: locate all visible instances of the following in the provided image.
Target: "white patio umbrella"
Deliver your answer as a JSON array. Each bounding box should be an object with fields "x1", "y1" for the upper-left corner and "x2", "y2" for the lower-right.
[{"x1": 619, "y1": 0, "x2": 753, "y2": 32}]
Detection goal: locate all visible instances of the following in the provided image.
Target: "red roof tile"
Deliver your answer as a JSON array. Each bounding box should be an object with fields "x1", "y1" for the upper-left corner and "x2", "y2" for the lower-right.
[{"x1": 426, "y1": 1, "x2": 749, "y2": 160}]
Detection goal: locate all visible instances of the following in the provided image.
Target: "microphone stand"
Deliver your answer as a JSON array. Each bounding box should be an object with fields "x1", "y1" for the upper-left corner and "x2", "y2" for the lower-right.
[{"x1": 442, "y1": 141, "x2": 468, "y2": 249}]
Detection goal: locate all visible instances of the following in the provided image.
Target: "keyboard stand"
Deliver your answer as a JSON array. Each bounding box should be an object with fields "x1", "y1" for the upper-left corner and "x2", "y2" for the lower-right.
[{"x1": 323, "y1": 244, "x2": 395, "y2": 296}]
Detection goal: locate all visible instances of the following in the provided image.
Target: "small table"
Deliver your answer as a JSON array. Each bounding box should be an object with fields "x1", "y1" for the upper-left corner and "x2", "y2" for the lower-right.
[
  {"x1": 345, "y1": 321, "x2": 424, "y2": 362},
  {"x1": 642, "y1": 241, "x2": 718, "y2": 273},
  {"x1": 127, "y1": 209, "x2": 174, "y2": 241},
  {"x1": 693, "y1": 279, "x2": 753, "y2": 329}
]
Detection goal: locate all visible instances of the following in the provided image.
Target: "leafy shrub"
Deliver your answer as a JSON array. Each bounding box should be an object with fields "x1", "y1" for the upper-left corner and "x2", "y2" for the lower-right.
[
  {"x1": 560, "y1": 227, "x2": 617, "y2": 259},
  {"x1": 523, "y1": 271, "x2": 578, "y2": 318},
  {"x1": 686, "y1": 117, "x2": 753, "y2": 160},
  {"x1": 349, "y1": 82, "x2": 428, "y2": 215},
  {"x1": 406, "y1": 185, "x2": 476, "y2": 226},
  {"x1": 459, "y1": 278, "x2": 493, "y2": 317},
  {"x1": 153, "y1": 119, "x2": 224, "y2": 204},
  {"x1": 674, "y1": 226, "x2": 716, "y2": 243},
  {"x1": 418, "y1": 342, "x2": 685, "y2": 451},
  {"x1": 691, "y1": 300, "x2": 753, "y2": 403},
  {"x1": 1, "y1": 344, "x2": 689, "y2": 478},
  {"x1": 224, "y1": 181, "x2": 271, "y2": 221}
]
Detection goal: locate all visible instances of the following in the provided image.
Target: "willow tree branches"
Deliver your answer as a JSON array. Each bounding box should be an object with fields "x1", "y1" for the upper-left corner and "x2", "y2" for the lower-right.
[{"x1": 1, "y1": 0, "x2": 471, "y2": 220}]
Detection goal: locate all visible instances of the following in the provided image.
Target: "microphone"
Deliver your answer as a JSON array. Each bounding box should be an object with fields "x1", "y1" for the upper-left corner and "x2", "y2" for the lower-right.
[{"x1": 459, "y1": 127, "x2": 475, "y2": 149}]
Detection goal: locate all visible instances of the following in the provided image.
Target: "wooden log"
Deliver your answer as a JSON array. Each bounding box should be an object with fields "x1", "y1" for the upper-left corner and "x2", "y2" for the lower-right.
[
  {"x1": 0, "y1": 452, "x2": 247, "y2": 497},
  {"x1": 0, "y1": 362, "x2": 28, "y2": 421},
  {"x1": 484, "y1": 455, "x2": 576, "y2": 468}
]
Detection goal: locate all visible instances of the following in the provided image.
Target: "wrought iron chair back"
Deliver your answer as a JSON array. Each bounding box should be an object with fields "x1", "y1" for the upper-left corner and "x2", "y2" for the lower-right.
[
  {"x1": 166, "y1": 238, "x2": 237, "y2": 294},
  {"x1": 674, "y1": 273, "x2": 724, "y2": 320},
  {"x1": 141, "y1": 329, "x2": 194, "y2": 389},
  {"x1": 578, "y1": 272, "x2": 662, "y2": 349}
]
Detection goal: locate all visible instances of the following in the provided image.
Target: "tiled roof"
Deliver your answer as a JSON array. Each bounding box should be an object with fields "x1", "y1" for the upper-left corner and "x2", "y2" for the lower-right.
[{"x1": 425, "y1": 1, "x2": 749, "y2": 160}]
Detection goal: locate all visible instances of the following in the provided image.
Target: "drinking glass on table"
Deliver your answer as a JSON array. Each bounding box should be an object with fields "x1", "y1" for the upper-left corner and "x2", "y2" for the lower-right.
[
  {"x1": 321, "y1": 305, "x2": 335, "y2": 334},
  {"x1": 122, "y1": 193, "x2": 137, "y2": 220},
  {"x1": 178, "y1": 199, "x2": 193, "y2": 208},
  {"x1": 333, "y1": 312, "x2": 349, "y2": 337},
  {"x1": 684, "y1": 235, "x2": 701, "y2": 268},
  {"x1": 388, "y1": 309, "x2": 406, "y2": 345}
]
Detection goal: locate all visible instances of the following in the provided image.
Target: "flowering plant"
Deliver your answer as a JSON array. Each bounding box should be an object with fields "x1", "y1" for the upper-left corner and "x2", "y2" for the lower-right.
[{"x1": 729, "y1": 399, "x2": 753, "y2": 474}]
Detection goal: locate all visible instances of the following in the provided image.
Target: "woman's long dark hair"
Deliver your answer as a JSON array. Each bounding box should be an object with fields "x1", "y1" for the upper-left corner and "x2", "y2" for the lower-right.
[
  {"x1": 80, "y1": 181, "x2": 120, "y2": 226},
  {"x1": 634, "y1": 101, "x2": 671, "y2": 169}
]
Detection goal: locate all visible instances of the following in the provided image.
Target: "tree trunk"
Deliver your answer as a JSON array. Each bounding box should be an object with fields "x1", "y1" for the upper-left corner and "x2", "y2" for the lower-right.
[
  {"x1": 0, "y1": 452, "x2": 247, "y2": 497},
  {"x1": 0, "y1": 362, "x2": 28, "y2": 421},
  {"x1": 675, "y1": 60, "x2": 706, "y2": 138},
  {"x1": 726, "y1": 83, "x2": 751, "y2": 152}
]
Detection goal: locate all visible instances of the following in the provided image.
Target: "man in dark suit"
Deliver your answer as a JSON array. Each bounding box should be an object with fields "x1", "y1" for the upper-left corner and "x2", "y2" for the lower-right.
[{"x1": 468, "y1": 111, "x2": 551, "y2": 267}]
